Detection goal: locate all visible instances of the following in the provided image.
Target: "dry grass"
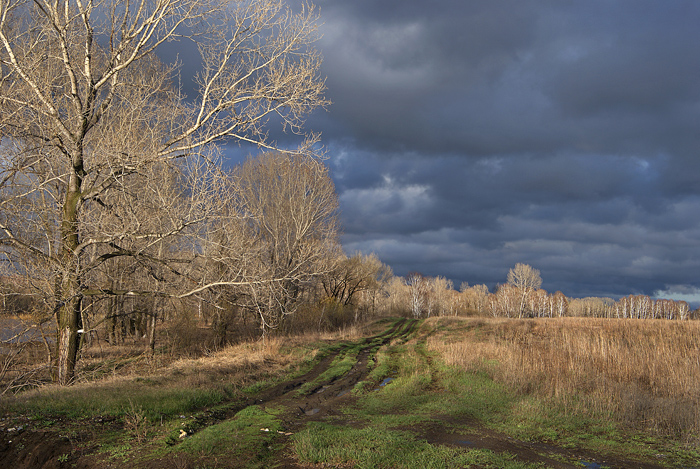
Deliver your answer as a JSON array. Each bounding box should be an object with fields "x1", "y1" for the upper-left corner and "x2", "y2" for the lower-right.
[
  {"x1": 28, "y1": 319, "x2": 368, "y2": 389},
  {"x1": 3, "y1": 328, "x2": 339, "y2": 420},
  {"x1": 426, "y1": 317, "x2": 700, "y2": 438},
  {"x1": 0, "y1": 313, "x2": 373, "y2": 393}
]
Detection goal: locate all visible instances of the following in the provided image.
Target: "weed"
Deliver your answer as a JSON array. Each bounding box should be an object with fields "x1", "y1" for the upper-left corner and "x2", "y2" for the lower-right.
[
  {"x1": 106, "y1": 443, "x2": 132, "y2": 461},
  {"x1": 124, "y1": 399, "x2": 150, "y2": 444}
]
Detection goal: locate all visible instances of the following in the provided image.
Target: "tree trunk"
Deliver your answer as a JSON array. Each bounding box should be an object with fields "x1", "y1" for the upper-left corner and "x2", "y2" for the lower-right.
[
  {"x1": 56, "y1": 295, "x2": 82, "y2": 385},
  {"x1": 149, "y1": 310, "x2": 157, "y2": 355},
  {"x1": 56, "y1": 165, "x2": 83, "y2": 385},
  {"x1": 107, "y1": 296, "x2": 116, "y2": 345},
  {"x1": 148, "y1": 298, "x2": 158, "y2": 355}
]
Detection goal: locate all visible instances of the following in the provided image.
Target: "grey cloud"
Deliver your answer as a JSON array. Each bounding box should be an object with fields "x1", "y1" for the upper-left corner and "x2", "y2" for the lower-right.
[
  {"x1": 151, "y1": 1, "x2": 700, "y2": 303},
  {"x1": 306, "y1": 1, "x2": 700, "y2": 302}
]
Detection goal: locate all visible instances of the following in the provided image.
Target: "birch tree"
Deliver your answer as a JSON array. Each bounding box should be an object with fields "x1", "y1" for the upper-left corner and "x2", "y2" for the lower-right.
[
  {"x1": 507, "y1": 263, "x2": 542, "y2": 318},
  {"x1": 0, "y1": 0, "x2": 327, "y2": 384},
  {"x1": 406, "y1": 272, "x2": 427, "y2": 318}
]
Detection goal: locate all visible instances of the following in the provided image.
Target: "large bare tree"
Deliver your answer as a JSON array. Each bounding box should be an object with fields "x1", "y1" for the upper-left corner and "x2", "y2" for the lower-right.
[
  {"x1": 201, "y1": 151, "x2": 339, "y2": 339},
  {"x1": 0, "y1": 0, "x2": 328, "y2": 384}
]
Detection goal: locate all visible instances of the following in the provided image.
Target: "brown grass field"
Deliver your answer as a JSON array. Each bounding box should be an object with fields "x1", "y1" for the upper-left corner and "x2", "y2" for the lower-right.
[{"x1": 425, "y1": 316, "x2": 700, "y2": 440}]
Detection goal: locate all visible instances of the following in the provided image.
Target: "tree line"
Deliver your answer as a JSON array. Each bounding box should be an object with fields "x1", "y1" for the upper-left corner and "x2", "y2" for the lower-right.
[{"x1": 378, "y1": 263, "x2": 694, "y2": 321}]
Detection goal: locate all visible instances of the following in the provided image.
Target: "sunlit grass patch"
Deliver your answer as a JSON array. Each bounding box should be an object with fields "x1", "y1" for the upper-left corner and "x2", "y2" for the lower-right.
[
  {"x1": 1, "y1": 331, "x2": 324, "y2": 422},
  {"x1": 297, "y1": 347, "x2": 360, "y2": 395},
  {"x1": 350, "y1": 337, "x2": 512, "y2": 424},
  {"x1": 172, "y1": 405, "x2": 284, "y2": 468},
  {"x1": 3, "y1": 378, "x2": 234, "y2": 421},
  {"x1": 293, "y1": 422, "x2": 541, "y2": 469}
]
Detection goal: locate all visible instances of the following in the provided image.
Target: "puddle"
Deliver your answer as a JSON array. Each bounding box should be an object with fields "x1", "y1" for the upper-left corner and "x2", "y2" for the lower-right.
[
  {"x1": 304, "y1": 408, "x2": 320, "y2": 416},
  {"x1": 580, "y1": 462, "x2": 601, "y2": 469},
  {"x1": 372, "y1": 378, "x2": 394, "y2": 392},
  {"x1": 379, "y1": 377, "x2": 393, "y2": 387},
  {"x1": 455, "y1": 440, "x2": 475, "y2": 447}
]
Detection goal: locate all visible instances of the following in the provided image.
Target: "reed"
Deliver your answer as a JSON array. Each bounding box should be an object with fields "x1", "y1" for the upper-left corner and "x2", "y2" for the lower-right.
[{"x1": 426, "y1": 317, "x2": 700, "y2": 438}]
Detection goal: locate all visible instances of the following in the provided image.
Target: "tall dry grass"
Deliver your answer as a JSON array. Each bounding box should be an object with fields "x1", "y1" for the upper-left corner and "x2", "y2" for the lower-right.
[{"x1": 426, "y1": 317, "x2": 700, "y2": 438}]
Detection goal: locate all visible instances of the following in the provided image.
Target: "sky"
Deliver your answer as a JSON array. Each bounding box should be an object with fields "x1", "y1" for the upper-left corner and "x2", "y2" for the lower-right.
[
  {"x1": 192, "y1": 0, "x2": 700, "y2": 305},
  {"x1": 290, "y1": 0, "x2": 700, "y2": 303}
]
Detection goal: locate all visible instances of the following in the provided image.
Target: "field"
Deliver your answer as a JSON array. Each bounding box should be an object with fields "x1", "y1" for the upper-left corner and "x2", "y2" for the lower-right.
[
  {"x1": 0, "y1": 316, "x2": 699, "y2": 468},
  {"x1": 427, "y1": 317, "x2": 700, "y2": 439}
]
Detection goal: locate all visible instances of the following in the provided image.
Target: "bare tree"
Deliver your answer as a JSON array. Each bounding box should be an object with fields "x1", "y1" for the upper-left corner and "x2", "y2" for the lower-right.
[
  {"x1": 321, "y1": 252, "x2": 392, "y2": 322},
  {"x1": 0, "y1": 0, "x2": 328, "y2": 384},
  {"x1": 406, "y1": 272, "x2": 427, "y2": 318},
  {"x1": 322, "y1": 253, "x2": 388, "y2": 306},
  {"x1": 507, "y1": 263, "x2": 542, "y2": 318},
  {"x1": 551, "y1": 291, "x2": 568, "y2": 318},
  {"x1": 382, "y1": 276, "x2": 410, "y2": 317},
  {"x1": 492, "y1": 283, "x2": 520, "y2": 318},
  {"x1": 460, "y1": 283, "x2": 489, "y2": 315},
  {"x1": 199, "y1": 151, "x2": 339, "y2": 339},
  {"x1": 427, "y1": 276, "x2": 453, "y2": 317}
]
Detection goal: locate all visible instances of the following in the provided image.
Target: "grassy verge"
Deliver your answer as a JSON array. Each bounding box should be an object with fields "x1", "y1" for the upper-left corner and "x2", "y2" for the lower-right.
[
  {"x1": 0, "y1": 333, "x2": 333, "y2": 467},
  {"x1": 5, "y1": 316, "x2": 697, "y2": 468},
  {"x1": 292, "y1": 329, "x2": 542, "y2": 468},
  {"x1": 424, "y1": 317, "x2": 700, "y2": 467}
]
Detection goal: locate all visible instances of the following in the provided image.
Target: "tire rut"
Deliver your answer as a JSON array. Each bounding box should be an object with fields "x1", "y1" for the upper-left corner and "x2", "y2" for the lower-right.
[
  {"x1": 271, "y1": 318, "x2": 419, "y2": 422},
  {"x1": 179, "y1": 318, "x2": 419, "y2": 439}
]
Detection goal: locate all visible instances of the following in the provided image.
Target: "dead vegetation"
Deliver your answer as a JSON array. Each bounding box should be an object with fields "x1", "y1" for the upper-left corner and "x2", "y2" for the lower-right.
[
  {"x1": 0, "y1": 311, "x2": 371, "y2": 398},
  {"x1": 426, "y1": 316, "x2": 700, "y2": 440}
]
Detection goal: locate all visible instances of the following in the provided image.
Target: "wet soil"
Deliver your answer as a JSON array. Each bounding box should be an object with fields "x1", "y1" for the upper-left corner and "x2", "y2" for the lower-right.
[{"x1": 0, "y1": 318, "x2": 672, "y2": 468}]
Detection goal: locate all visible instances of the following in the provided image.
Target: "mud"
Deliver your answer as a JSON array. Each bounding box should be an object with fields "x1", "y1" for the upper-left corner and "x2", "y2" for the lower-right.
[{"x1": 0, "y1": 427, "x2": 75, "y2": 469}]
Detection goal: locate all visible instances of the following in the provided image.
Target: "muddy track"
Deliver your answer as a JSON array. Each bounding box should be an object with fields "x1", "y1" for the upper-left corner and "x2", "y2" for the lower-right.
[
  {"x1": 265, "y1": 323, "x2": 667, "y2": 469},
  {"x1": 265, "y1": 318, "x2": 418, "y2": 419},
  {"x1": 142, "y1": 318, "x2": 419, "y2": 468},
  {"x1": 0, "y1": 319, "x2": 418, "y2": 469},
  {"x1": 234, "y1": 322, "x2": 666, "y2": 469},
  {"x1": 188, "y1": 317, "x2": 419, "y2": 432},
  {"x1": 255, "y1": 317, "x2": 418, "y2": 411}
]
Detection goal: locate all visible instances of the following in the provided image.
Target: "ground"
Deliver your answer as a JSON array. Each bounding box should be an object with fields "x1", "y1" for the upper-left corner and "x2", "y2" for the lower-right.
[{"x1": 0, "y1": 319, "x2": 678, "y2": 468}]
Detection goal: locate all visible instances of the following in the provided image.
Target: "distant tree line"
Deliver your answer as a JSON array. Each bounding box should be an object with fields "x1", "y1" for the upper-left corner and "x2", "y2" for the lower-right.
[{"x1": 376, "y1": 263, "x2": 695, "y2": 321}]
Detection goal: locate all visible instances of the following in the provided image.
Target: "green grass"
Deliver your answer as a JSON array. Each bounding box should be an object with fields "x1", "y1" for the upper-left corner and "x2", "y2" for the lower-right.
[
  {"x1": 292, "y1": 334, "x2": 535, "y2": 468},
  {"x1": 6, "y1": 317, "x2": 698, "y2": 468},
  {"x1": 171, "y1": 405, "x2": 285, "y2": 468},
  {"x1": 291, "y1": 322, "x2": 700, "y2": 468},
  {"x1": 350, "y1": 341, "x2": 512, "y2": 424},
  {"x1": 297, "y1": 348, "x2": 359, "y2": 395},
  {"x1": 6, "y1": 382, "x2": 235, "y2": 422},
  {"x1": 293, "y1": 422, "x2": 541, "y2": 469}
]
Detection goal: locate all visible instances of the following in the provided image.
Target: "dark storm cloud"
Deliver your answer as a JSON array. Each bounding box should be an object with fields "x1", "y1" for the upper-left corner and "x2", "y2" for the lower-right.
[{"x1": 304, "y1": 1, "x2": 700, "y2": 302}]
